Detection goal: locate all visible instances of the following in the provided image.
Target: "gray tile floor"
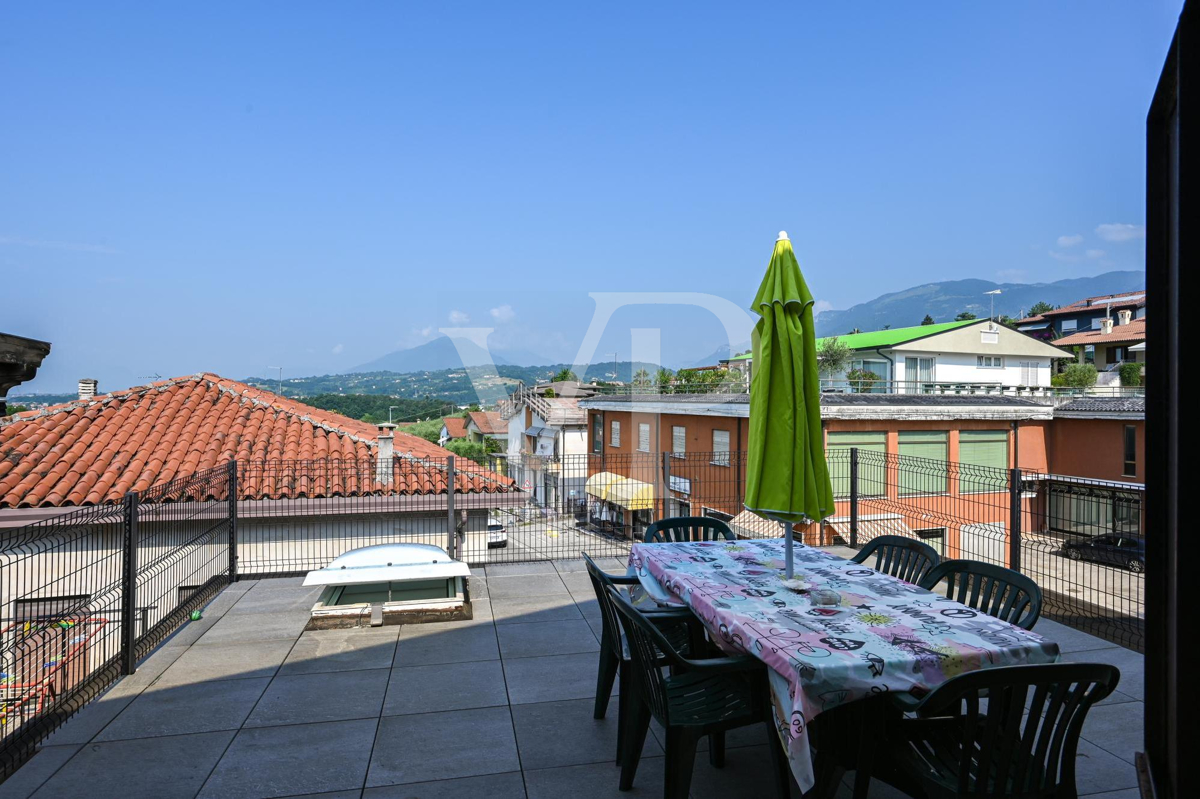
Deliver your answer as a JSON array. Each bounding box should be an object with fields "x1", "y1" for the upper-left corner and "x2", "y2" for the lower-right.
[{"x1": 1, "y1": 559, "x2": 1145, "y2": 799}]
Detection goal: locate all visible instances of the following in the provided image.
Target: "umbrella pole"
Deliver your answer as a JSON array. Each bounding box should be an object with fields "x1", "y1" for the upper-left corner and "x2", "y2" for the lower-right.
[{"x1": 782, "y1": 520, "x2": 794, "y2": 579}]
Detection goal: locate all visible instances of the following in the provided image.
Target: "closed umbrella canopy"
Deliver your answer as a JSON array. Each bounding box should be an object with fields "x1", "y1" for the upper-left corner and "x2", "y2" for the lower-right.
[{"x1": 744, "y1": 232, "x2": 835, "y2": 576}]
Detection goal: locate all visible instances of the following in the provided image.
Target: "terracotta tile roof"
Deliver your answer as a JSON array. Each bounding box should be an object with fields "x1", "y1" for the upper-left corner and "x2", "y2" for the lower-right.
[
  {"x1": 1053, "y1": 318, "x2": 1147, "y2": 347},
  {"x1": 0, "y1": 373, "x2": 513, "y2": 508},
  {"x1": 1016, "y1": 292, "x2": 1146, "y2": 324},
  {"x1": 442, "y1": 416, "x2": 469, "y2": 439},
  {"x1": 466, "y1": 411, "x2": 506, "y2": 436}
]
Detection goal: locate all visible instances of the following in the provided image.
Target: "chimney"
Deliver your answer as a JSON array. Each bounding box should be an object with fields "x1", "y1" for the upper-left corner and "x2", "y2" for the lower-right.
[
  {"x1": 78, "y1": 378, "x2": 98, "y2": 401},
  {"x1": 1100, "y1": 318, "x2": 1114, "y2": 335},
  {"x1": 1117, "y1": 309, "x2": 1132, "y2": 326},
  {"x1": 375, "y1": 422, "x2": 396, "y2": 485}
]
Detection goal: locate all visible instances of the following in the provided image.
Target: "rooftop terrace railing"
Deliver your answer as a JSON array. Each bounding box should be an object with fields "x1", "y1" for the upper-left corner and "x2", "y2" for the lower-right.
[
  {"x1": 0, "y1": 462, "x2": 235, "y2": 780},
  {"x1": 583, "y1": 378, "x2": 1144, "y2": 399}
]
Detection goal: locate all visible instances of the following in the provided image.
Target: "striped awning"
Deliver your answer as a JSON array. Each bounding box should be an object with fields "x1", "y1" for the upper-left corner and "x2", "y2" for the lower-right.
[{"x1": 825, "y1": 515, "x2": 914, "y2": 541}]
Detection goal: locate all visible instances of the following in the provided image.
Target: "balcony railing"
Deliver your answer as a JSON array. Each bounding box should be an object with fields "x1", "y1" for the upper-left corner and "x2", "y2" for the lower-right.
[{"x1": 584, "y1": 378, "x2": 1144, "y2": 399}]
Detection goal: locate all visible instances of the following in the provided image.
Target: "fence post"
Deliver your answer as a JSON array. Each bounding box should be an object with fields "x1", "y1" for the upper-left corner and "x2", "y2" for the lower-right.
[
  {"x1": 120, "y1": 491, "x2": 138, "y2": 675},
  {"x1": 228, "y1": 460, "x2": 238, "y2": 582},
  {"x1": 849, "y1": 448, "x2": 860, "y2": 548},
  {"x1": 1009, "y1": 467, "x2": 1022, "y2": 571},
  {"x1": 662, "y1": 450, "x2": 671, "y2": 520},
  {"x1": 446, "y1": 455, "x2": 457, "y2": 558}
]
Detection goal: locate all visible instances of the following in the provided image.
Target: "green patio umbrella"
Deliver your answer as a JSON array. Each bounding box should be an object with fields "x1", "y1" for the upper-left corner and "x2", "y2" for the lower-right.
[{"x1": 743, "y1": 231, "x2": 835, "y2": 578}]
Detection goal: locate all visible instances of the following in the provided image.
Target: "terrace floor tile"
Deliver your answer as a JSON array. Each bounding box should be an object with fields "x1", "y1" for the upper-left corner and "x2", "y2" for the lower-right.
[
  {"x1": 510, "y1": 696, "x2": 662, "y2": 771},
  {"x1": 95, "y1": 677, "x2": 270, "y2": 740},
  {"x1": 383, "y1": 660, "x2": 508, "y2": 716},
  {"x1": 279, "y1": 626, "x2": 400, "y2": 676},
  {"x1": 246, "y1": 668, "x2": 390, "y2": 727},
  {"x1": 34, "y1": 730, "x2": 235, "y2": 799},
  {"x1": 393, "y1": 623, "x2": 499, "y2": 667},
  {"x1": 523, "y1": 758, "x2": 666, "y2": 799},
  {"x1": 199, "y1": 718, "x2": 378, "y2": 799},
  {"x1": 496, "y1": 618, "x2": 601, "y2": 659},
  {"x1": 363, "y1": 771, "x2": 526, "y2": 798},
  {"x1": 486, "y1": 574, "x2": 570, "y2": 600},
  {"x1": 491, "y1": 594, "x2": 584, "y2": 625},
  {"x1": 503, "y1": 651, "x2": 610, "y2": 706},
  {"x1": 366, "y1": 706, "x2": 519, "y2": 787},
  {"x1": 154, "y1": 638, "x2": 295, "y2": 686}
]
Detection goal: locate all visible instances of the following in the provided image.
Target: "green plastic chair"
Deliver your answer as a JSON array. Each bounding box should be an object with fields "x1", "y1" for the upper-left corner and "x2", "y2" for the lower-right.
[
  {"x1": 582, "y1": 554, "x2": 703, "y2": 763},
  {"x1": 851, "y1": 534, "x2": 940, "y2": 584},
  {"x1": 607, "y1": 585, "x2": 791, "y2": 799},
  {"x1": 643, "y1": 516, "x2": 736, "y2": 544},
  {"x1": 919, "y1": 558, "x2": 1044, "y2": 631},
  {"x1": 876, "y1": 663, "x2": 1120, "y2": 799}
]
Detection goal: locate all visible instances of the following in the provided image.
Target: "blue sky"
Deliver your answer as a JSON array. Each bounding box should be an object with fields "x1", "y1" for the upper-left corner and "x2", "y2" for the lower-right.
[{"x1": 2, "y1": 2, "x2": 1179, "y2": 393}]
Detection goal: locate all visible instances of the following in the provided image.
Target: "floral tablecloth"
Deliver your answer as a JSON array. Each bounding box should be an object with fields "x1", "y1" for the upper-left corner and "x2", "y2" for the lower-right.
[{"x1": 628, "y1": 539, "x2": 1059, "y2": 792}]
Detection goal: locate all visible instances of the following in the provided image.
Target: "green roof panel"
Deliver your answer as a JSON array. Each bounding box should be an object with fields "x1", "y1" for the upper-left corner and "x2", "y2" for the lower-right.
[{"x1": 815, "y1": 319, "x2": 980, "y2": 351}]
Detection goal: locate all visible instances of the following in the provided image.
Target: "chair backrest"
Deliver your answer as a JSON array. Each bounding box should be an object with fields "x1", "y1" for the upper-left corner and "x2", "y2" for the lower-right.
[
  {"x1": 919, "y1": 559, "x2": 1043, "y2": 631},
  {"x1": 606, "y1": 585, "x2": 686, "y2": 723},
  {"x1": 914, "y1": 663, "x2": 1120, "y2": 797},
  {"x1": 643, "y1": 516, "x2": 735, "y2": 544},
  {"x1": 582, "y1": 553, "x2": 624, "y2": 657},
  {"x1": 851, "y1": 534, "x2": 940, "y2": 583}
]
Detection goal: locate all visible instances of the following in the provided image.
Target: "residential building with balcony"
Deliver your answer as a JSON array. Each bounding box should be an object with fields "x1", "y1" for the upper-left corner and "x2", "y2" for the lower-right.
[
  {"x1": 1015, "y1": 290, "x2": 1147, "y2": 340},
  {"x1": 1053, "y1": 312, "x2": 1147, "y2": 373},
  {"x1": 498, "y1": 382, "x2": 592, "y2": 509},
  {"x1": 723, "y1": 318, "x2": 1068, "y2": 392}
]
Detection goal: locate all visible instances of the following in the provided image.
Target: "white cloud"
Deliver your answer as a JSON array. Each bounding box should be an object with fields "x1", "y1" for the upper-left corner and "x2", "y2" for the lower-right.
[
  {"x1": 417, "y1": 326, "x2": 435, "y2": 338},
  {"x1": 1048, "y1": 250, "x2": 1080, "y2": 263},
  {"x1": 448, "y1": 310, "x2": 470, "y2": 324},
  {"x1": 1085, "y1": 249, "x2": 1105, "y2": 259},
  {"x1": 331, "y1": 343, "x2": 344, "y2": 355},
  {"x1": 1095, "y1": 223, "x2": 1145, "y2": 242},
  {"x1": 489, "y1": 305, "x2": 515, "y2": 322},
  {"x1": 812, "y1": 300, "x2": 833, "y2": 319},
  {"x1": 1056, "y1": 234, "x2": 1083, "y2": 248},
  {"x1": 0, "y1": 235, "x2": 118, "y2": 254}
]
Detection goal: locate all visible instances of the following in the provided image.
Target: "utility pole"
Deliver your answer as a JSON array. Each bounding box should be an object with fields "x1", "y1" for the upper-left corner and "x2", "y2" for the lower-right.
[
  {"x1": 984, "y1": 290, "x2": 1002, "y2": 327},
  {"x1": 267, "y1": 366, "x2": 283, "y2": 395}
]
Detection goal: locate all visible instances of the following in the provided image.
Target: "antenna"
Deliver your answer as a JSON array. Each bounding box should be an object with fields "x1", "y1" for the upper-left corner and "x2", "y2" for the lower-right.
[
  {"x1": 983, "y1": 290, "x2": 1002, "y2": 328},
  {"x1": 267, "y1": 366, "x2": 283, "y2": 395},
  {"x1": 389, "y1": 405, "x2": 400, "y2": 424}
]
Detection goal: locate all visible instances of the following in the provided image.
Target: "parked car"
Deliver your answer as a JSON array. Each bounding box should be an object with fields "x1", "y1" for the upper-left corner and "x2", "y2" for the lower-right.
[
  {"x1": 486, "y1": 517, "x2": 508, "y2": 548},
  {"x1": 1062, "y1": 535, "x2": 1145, "y2": 573}
]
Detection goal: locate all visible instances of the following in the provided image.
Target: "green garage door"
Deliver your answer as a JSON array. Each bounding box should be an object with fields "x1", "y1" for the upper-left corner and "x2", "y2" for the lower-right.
[
  {"x1": 898, "y1": 431, "x2": 949, "y2": 495},
  {"x1": 827, "y1": 431, "x2": 887, "y2": 498},
  {"x1": 958, "y1": 430, "x2": 1009, "y2": 494}
]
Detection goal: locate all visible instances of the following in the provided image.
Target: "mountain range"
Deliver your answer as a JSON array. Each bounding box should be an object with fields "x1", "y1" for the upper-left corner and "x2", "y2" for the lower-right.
[
  {"x1": 813, "y1": 270, "x2": 1145, "y2": 337},
  {"x1": 342, "y1": 269, "x2": 1144, "y2": 375}
]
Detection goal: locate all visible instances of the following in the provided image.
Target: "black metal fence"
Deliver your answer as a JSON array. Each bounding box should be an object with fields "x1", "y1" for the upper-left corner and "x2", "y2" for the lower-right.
[
  {"x1": 0, "y1": 463, "x2": 234, "y2": 780},
  {"x1": 829, "y1": 449, "x2": 1145, "y2": 652},
  {"x1": 0, "y1": 447, "x2": 1145, "y2": 778}
]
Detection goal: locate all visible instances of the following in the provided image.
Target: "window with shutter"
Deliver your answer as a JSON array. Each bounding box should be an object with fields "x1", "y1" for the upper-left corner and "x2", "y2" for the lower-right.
[
  {"x1": 712, "y1": 430, "x2": 730, "y2": 466},
  {"x1": 637, "y1": 423, "x2": 650, "y2": 452},
  {"x1": 826, "y1": 431, "x2": 887, "y2": 497},
  {"x1": 610, "y1": 420, "x2": 621, "y2": 448},
  {"x1": 898, "y1": 431, "x2": 949, "y2": 495},
  {"x1": 672, "y1": 426, "x2": 686, "y2": 456},
  {"x1": 958, "y1": 430, "x2": 1009, "y2": 493}
]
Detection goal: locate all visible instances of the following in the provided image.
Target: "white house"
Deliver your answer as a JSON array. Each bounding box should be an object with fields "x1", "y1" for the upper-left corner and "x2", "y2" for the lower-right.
[
  {"x1": 498, "y1": 383, "x2": 592, "y2": 508},
  {"x1": 817, "y1": 319, "x2": 1069, "y2": 391}
]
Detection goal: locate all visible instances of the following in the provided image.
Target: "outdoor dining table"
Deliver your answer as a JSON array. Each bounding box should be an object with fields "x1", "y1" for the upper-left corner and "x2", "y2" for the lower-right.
[{"x1": 628, "y1": 538, "x2": 1061, "y2": 793}]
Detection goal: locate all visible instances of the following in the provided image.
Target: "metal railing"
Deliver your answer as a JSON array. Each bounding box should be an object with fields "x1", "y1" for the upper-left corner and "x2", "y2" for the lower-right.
[
  {"x1": 0, "y1": 462, "x2": 235, "y2": 779},
  {"x1": 829, "y1": 449, "x2": 1144, "y2": 652},
  {"x1": 580, "y1": 378, "x2": 1143, "y2": 399}
]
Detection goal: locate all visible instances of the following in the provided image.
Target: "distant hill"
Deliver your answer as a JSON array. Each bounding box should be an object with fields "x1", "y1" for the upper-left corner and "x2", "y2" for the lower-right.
[
  {"x1": 349, "y1": 336, "x2": 514, "y2": 374},
  {"x1": 814, "y1": 270, "x2": 1145, "y2": 336},
  {"x1": 687, "y1": 341, "x2": 752, "y2": 369}
]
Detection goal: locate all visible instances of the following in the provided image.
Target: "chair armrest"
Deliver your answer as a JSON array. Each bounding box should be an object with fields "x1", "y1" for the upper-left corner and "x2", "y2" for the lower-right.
[
  {"x1": 676, "y1": 654, "x2": 764, "y2": 677},
  {"x1": 888, "y1": 691, "x2": 924, "y2": 714},
  {"x1": 643, "y1": 607, "x2": 693, "y2": 621},
  {"x1": 607, "y1": 574, "x2": 641, "y2": 586}
]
